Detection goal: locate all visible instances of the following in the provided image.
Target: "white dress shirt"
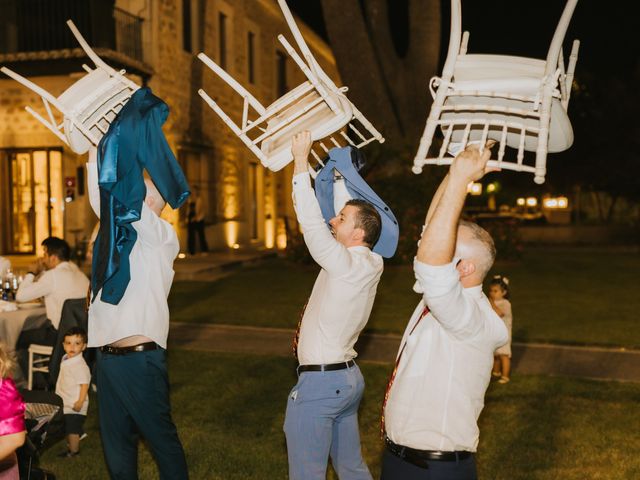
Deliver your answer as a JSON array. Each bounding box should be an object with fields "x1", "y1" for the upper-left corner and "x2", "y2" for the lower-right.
[
  {"x1": 55, "y1": 353, "x2": 91, "y2": 415},
  {"x1": 16, "y1": 262, "x2": 89, "y2": 329},
  {"x1": 384, "y1": 260, "x2": 508, "y2": 452},
  {"x1": 292, "y1": 172, "x2": 383, "y2": 365},
  {"x1": 86, "y1": 163, "x2": 179, "y2": 348}
]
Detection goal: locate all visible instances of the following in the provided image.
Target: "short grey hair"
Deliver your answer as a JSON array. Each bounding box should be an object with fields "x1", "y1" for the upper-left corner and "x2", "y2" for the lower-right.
[{"x1": 457, "y1": 219, "x2": 496, "y2": 280}]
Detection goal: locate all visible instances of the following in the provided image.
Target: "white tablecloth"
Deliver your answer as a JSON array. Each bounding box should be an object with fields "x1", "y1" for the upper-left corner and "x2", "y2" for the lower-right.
[{"x1": 0, "y1": 305, "x2": 47, "y2": 350}]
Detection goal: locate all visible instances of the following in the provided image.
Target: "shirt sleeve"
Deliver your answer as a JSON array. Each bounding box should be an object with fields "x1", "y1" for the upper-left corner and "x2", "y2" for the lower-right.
[
  {"x1": 86, "y1": 162, "x2": 100, "y2": 218},
  {"x1": 414, "y1": 259, "x2": 484, "y2": 340},
  {"x1": 15, "y1": 270, "x2": 54, "y2": 303},
  {"x1": 292, "y1": 172, "x2": 353, "y2": 277},
  {"x1": 75, "y1": 362, "x2": 92, "y2": 385}
]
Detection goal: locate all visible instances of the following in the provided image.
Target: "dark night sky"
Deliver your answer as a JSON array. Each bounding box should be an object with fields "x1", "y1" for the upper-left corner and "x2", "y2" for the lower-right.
[{"x1": 289, "y1": 1, "x2": 640, "y2": 76}]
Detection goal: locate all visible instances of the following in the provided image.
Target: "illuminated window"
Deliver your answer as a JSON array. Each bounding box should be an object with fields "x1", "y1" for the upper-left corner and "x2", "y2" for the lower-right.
[{"x1": 5, "y1": 149, "x2": 63, "y2": 253}]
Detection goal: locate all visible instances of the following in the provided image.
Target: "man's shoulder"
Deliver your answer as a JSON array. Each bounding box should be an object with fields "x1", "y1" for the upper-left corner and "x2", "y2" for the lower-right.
[{"x1": 347, "y1": 246, "x2": 384, "y2": 272}]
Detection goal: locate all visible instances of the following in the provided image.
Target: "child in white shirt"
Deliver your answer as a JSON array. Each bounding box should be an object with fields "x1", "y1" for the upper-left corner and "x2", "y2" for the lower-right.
[
  {"x1": 490, "y1": 275, "x2": 513, "y2": 384},
  {"x1": 55, "y1": 327, "x2": 91, "y2": 457}
]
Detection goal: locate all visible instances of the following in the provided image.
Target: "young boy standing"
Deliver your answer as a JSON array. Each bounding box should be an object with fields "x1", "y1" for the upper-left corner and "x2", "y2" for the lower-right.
[{"x1": 55, "y1": 326, "x2": 91, "y2": 457}]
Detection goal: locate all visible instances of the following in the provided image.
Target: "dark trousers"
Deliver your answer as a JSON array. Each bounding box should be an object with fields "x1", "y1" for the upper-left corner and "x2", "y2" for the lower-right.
[
  {"x1": 96, "y1": 349, "x2": 188, "y2": 480},
  {"x1": 380, "y1": 448, "x2": 477, "y2": 480},
  {"x1": 187, "y1": 220, "x2": 208, "y2": 254}
]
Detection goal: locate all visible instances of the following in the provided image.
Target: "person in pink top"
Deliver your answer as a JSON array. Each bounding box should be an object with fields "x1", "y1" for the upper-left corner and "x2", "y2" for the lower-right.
[{"x1": 0, "y1": 344, "x2": 26, "y2": 480}]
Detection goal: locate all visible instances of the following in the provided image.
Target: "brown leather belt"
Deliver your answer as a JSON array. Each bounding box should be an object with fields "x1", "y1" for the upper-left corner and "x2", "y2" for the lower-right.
[{"x1": 100, "y1": 342, "x2": 158, "y2": 355}]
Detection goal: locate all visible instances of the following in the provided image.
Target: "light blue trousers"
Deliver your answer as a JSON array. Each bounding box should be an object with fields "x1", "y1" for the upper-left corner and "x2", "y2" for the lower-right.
[{"x1": 283, "y1": 362, "x2": 372, "y2": 480}]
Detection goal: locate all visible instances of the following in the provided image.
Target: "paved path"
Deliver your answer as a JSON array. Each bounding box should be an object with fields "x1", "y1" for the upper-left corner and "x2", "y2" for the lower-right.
[
  {"x1": 10, "y1": 248, "x2": 640, "y2": 382},
  {"x1": 169, "y1": 322, "x2": 640, "y2": 383}
]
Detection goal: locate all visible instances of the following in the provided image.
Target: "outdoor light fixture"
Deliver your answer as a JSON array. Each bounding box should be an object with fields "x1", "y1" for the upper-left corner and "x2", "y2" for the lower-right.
[
  {"x1": 467, "y1": 182, "x2": 482, "y2": 195},
  {"x1": 516, "y1": 198, "x2": 526, "y2": 206},
  {"x1": 526, "y1": 197, "x2": 538, "y2": 207},
  {"x1": 543, "y1": 196, "x2": 569, "y2": 209},
  {"x1": 486, "y1": 183, "x2": 497, "y2": 193}
]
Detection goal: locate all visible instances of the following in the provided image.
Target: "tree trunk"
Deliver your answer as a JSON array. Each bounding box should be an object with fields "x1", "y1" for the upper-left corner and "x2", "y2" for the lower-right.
[
  {"x1": 320, "y1": 0, "x2": 441, "y2": 147},
  {"x1": 605, "y1": 194, "x2": 619, "y2": 224}
]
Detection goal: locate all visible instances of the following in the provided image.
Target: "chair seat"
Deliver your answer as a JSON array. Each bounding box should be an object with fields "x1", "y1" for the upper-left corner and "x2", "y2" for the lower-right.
[
  {"x1": 260, "y1": 89, "x2": 353, "y2": 171},
  {"x1": 442, "y1": 54, "x2": 572, "y2": 153},
  {"x1": 58, "y1": 68, "x2": 139, "y2": 154},
  {"x1": 442, "y1": 95, "x2": 573, "y2": 153}
]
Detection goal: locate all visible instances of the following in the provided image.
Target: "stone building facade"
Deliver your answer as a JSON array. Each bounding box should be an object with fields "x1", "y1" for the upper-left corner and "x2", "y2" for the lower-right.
[{"x1": 0, "y1": 0, "x2": 339, "y2": 256}]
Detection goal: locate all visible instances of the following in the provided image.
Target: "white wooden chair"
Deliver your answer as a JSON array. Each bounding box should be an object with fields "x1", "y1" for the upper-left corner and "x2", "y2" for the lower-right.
[
  {"x1": 27, "y1": 344, "x2": 53, "y2": 390},
  {"x1": 197, "y1": 0, "x2": 384, "y2": 172},
  {"x1": 0, "y1": 20, "x2": 140, "y2": 155},
  {"x1": 412, "y1": 0, "x2": 580, "y2": 184}
]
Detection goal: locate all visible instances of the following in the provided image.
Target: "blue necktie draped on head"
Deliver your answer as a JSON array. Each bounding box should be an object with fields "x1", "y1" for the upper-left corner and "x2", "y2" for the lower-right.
[
  {"x1": 314, "y1": 147, "x2": 399, "y2": 258},
  {"x1": 92, "y1": 87, "x2": 190, "y2": 305}
]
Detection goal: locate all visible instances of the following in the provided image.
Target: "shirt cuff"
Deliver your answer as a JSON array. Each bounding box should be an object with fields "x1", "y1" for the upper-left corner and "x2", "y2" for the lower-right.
[
  {"x1": 292, "y1": 172, "x2": 311, "y2": 191},
  {"x1": 414, "y1": 259, "x2": 459, "y2": 298}
]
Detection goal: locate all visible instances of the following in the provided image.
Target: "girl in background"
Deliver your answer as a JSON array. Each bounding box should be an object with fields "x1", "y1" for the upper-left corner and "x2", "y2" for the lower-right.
[{"x1": 490, "y1": 275, "x2": 513, "y2": 384}]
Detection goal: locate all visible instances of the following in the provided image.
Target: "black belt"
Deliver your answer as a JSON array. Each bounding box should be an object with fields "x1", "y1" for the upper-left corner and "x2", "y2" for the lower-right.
[
  {"x1": 297, "y1": 359, "x2": 355, "y2": 373},
  {"x1": 100, "y1": 342, "x2": 158, "y2": 355},
  {"x1": 385, "y1": 437, "x2": 472, "y2": 469}
]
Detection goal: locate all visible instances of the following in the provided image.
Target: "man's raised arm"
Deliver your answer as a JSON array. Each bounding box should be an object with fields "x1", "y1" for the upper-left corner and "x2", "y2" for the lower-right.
[
  {"x1": 417, "y1": 143, "x2": 495, "y2": 265},
  {"x1": 290, "y1": 131, "x2": 352, "y2": 276}
]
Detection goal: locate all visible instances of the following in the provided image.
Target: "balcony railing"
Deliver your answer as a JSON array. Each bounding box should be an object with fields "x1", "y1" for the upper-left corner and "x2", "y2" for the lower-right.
[
  {"x1": 114, "y1": 8, "x2": 143, "y2": 62},
  {"x1": 0, "y1": 0, "x2": 144, "y2": 63}
]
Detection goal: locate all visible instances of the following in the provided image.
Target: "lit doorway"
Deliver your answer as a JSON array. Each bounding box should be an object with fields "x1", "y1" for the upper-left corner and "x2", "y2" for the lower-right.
[{"x1": 4, "y1": 149, "x2": 64, "y2": 254}]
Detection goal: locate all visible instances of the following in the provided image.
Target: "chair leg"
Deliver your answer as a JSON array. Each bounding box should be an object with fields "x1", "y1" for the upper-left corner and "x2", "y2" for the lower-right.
[{"x1": 28, "y1": 350, "x2": 34, "y2": 390}]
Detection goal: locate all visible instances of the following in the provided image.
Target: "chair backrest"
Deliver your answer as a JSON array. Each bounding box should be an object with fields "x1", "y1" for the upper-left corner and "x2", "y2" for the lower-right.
[
  {"x1": 47, "y1": 298, "x2": 89, "y2": 388},
  {"x1": 0, "y1": 20, "x2": 140, "y2": 154}
]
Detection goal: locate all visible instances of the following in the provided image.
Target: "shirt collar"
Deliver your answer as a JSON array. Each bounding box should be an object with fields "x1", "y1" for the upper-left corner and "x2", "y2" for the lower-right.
[
  {"x1": 465, "y1": 284, "x2": 484, "y2": 298},
  {"x1": 62, "y1": 353, "x2": 84, "y2": 364}
]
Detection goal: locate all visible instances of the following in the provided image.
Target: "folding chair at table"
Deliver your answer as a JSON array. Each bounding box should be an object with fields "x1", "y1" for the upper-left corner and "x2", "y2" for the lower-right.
[
  {"x1": 1, "y1": 20, "x2": 140, "y2": 155},
  {"x1": 412, "y1": 0, "x2": 580, "y2": 184},
  {"x1": 197, "y1": 0, "x2": 384, "y2": 172}
]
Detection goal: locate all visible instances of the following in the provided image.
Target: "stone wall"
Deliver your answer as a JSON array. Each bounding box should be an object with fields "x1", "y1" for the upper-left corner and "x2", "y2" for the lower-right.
[{"x1": 0, "y1": 0, "x2": 341, "y2": 253}]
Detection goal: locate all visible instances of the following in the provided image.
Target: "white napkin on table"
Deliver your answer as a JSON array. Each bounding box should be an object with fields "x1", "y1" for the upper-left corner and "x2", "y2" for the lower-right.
[{"x1": 0, "y1": 300, "x2": 18, "y2": 312}]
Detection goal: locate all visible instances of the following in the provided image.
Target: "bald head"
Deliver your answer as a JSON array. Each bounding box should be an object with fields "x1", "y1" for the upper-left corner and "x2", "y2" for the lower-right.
[
  {"x1": 454, "y1": 220, "x2": 495, "y2": 286},
  {"x1": 144, "y1": 177, "x2": 166, "y2": 216}
]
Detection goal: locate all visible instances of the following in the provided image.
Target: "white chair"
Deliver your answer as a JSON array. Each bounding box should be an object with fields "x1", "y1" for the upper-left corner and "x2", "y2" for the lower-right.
[
  {"x1": 412, "y1": 0, "x2": 580, "y2": 184},
  {"x1": 1, "y1": 20, "x2": 140, "y2": 155},
  {"x1": 197, "y1": 0, "x2": 384, "y2": 172},
  {"x1": 27, "y1": 344, "x2": 53, "y2": 390}
]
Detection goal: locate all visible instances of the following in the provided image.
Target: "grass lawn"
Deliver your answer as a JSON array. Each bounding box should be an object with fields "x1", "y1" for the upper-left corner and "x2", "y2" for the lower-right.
[
  {"x1": 37, "y1": 349, "x2": 640, "y2": 479},
  {"x1": 169, "y1": 248, "x2": 640, "y2": 348}
]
